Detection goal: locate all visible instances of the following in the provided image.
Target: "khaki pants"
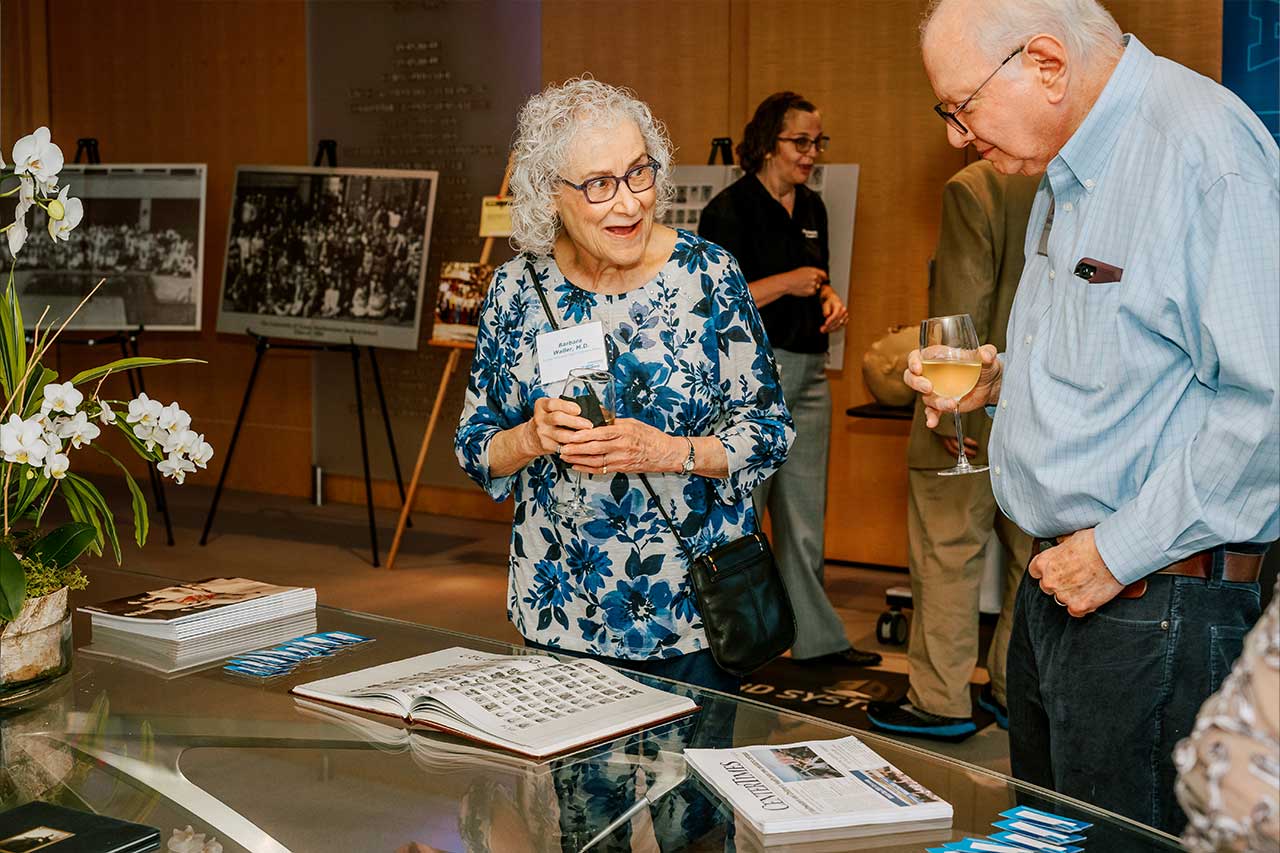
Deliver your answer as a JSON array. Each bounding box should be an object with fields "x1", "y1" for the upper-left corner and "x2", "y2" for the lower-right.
[{"x1": 905, "y1": 468, "x2": 1032, "y2": 718}]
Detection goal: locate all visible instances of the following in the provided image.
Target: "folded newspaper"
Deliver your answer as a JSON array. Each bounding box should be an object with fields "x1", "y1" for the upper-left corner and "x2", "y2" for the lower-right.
[{"x1": 684, "y1": 736, "x2": 953, "y2": 845}]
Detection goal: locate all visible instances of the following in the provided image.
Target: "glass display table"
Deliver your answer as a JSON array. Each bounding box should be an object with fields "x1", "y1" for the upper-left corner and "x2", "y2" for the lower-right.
[{"x1": 0, "y1": 567, "x2": 1181, "y2": 852}]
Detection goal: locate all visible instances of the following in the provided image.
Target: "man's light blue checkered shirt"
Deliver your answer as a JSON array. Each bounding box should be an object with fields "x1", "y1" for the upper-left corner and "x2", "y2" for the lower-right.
[{"x1": 990, "y1": 35, "x2": 1280, "y2": 585}]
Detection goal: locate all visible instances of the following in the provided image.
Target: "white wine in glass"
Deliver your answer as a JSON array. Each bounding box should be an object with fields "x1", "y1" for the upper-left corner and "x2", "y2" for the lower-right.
[
  {"x1": 920, "y1": 314, "x2": 988, "y2": 476},
  {"x1": 549, "y1": 368, "x2": 616, "y2": 521}
]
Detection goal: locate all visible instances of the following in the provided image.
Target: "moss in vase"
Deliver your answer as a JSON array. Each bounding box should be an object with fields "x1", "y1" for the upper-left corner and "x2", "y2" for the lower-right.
[{"x1": 20, "y1": 559, "x2": 88, "y2": 603}]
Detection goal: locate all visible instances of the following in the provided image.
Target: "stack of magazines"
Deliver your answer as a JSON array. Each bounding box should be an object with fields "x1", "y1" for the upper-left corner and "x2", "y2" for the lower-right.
[
  {"x1": 78, "y1": 577, "x2": 316, "y2": 675},
  {"x1": 685, "y1": 736, "x2": 953, "y2": 847}
]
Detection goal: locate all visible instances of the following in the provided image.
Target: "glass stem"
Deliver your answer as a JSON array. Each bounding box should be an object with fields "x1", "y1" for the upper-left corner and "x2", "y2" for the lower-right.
[{"x1": 953, "y1": 411, "x2": 970, "y2": 469}]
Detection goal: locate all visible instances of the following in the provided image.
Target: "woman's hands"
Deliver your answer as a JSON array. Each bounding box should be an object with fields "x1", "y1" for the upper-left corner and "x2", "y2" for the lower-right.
[
  {"x1": 524, "y1": 396, "x2": 594, "y2": 456},
  {"x1": 787, "y1": 266, "x2": 828, "y2": 297},
  {"x1": 558, "y1": 417, "x2": 684, "y2": 476},
  {"x1": 818, "y1": 285, "x2": 848, "y2": 333}
]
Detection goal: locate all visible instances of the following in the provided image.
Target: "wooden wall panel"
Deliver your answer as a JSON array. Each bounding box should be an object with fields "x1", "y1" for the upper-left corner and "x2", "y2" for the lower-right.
[
  {"x1": 38, "y1": 0, "x2": 312, "y2": 496},
  {"x1": 541, "y1": 0, "x2": 734, "y2": 162},
  {"x1": 745, "y1": 0, "x2": 966, "y2": 564},
  {"x1": 0, "y1": 0, "x2": 51, "y2": 137}
]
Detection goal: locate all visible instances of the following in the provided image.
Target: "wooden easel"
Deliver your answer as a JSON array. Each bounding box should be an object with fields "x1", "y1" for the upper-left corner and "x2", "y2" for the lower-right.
[{"x1": 386, "y1": 158, "x2": 513, "y2": 569}]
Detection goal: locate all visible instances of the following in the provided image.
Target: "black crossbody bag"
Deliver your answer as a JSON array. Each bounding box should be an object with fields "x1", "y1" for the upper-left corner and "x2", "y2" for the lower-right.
[{"x1": 526, "y1": 258, "x2": 795, "y2": 676}]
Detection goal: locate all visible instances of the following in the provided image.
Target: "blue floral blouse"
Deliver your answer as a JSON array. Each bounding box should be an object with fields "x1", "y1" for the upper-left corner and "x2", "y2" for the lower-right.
[{"x1": 455, "y1": 229, "x2": 794, "y2": 661}]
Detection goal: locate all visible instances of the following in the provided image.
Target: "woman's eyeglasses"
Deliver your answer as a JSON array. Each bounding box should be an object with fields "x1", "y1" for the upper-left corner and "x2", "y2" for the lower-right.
[
  {"x1": 776, "y1": 135, "x2": 830, "y2": 154},
  {"x1": 561, "y1": 160, "x2": 659, "y2": 204}
]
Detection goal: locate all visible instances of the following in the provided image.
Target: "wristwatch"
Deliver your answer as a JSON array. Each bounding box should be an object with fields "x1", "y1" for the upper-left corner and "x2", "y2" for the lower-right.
[{"x1": 680, "y1": 438, "x2": 696, "y2": 475}]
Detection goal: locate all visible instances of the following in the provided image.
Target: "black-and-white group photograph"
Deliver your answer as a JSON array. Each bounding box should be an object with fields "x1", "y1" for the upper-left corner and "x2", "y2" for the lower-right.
[
  {"x1": 216, "y1": 166, "x2": 437, "y2": 351},
  {"x1": 12, "y1": 164, "x2": 206, "y2": 331}
]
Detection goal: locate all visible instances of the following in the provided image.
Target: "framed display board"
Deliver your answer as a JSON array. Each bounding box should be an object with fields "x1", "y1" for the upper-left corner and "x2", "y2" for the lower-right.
[
  {"x1": 216, "y1": 166, "x2": 438, "y2": 351},
  {"x1": 11, "y1": 164, "x2": 207, "y2": 331},
  {"x1": 662, "y1": 163, "x2": 860, "y2": 370}
]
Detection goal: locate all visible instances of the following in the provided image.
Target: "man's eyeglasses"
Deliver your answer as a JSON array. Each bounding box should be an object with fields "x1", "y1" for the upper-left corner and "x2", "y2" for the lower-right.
[
  {"x1": 776, "y1": 135, "x2": 830, "y2": 154},
  {"x1": 933, "y1": 45, "x2": 1024, "y2": 135},
  {"x1": 560, "y1": 159, "x2": 659, "y2": 204}
]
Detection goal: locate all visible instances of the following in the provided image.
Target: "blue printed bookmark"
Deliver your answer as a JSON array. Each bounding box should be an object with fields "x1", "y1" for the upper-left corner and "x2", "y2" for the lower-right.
[
  {"x1": 990, "y1": 830, "x2": 1083, "y2": 853},
  {"x1": 992, "y1": 819, "x2": 1084, "y2": 845}
]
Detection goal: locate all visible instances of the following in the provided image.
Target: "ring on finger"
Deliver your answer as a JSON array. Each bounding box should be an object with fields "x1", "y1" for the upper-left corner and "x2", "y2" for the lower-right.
[
  {"x1": 601, "y1": 465, "x2": 608, "y2": 475},
  {"x1": 1053, "y1": 594, "x2": 1066, "y2": 607}
]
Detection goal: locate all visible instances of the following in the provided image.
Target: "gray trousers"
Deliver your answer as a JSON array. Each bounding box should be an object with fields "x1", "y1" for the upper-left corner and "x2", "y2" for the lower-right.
[{"x1": 754, "y1": 348, "x2": 850, "y2": 659}]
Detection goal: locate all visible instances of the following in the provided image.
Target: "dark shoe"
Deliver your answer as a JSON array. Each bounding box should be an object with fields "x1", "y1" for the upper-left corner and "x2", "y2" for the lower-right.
[
  {"x1": 977, "y1": 683, "x2": 1009, "y2": 730},
  {"x1": 865, "y1": 697, "x2": 977, "y2": 742},
  {"x1": 796, "y1": 646, "x2": 883, "y2": 668}
]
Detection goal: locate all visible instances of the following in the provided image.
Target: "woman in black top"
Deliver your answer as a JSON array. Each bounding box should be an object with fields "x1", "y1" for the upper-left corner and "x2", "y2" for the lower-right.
[{"x1": 699, "y1": 91, "x2": 881, "y2": 668}]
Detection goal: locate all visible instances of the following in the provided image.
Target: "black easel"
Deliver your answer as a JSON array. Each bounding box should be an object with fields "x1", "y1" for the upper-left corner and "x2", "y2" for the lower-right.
[
  {"x1": 73, "y1": 138, "x2": 101, "y2": 166},
  {"x1": 198, "y1": 140, "x2": 410, "y2": 566},
  {"x1": 707, "y1": 137, "x2": 734, "y2": 165},
  {"x1": 59, "y1": 138, "x2": 177, "y2": 546}
]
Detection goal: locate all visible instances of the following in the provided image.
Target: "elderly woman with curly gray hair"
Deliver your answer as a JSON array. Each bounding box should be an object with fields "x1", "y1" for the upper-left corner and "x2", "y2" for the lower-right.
[{"x1": 455, "y1": 78, "x2": 794, "y2": 694}]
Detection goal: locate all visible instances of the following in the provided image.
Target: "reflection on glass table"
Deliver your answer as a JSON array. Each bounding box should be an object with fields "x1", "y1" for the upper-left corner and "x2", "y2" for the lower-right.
[{"x1": 0, "y1": 567, "x2": 1185, "y2": 852}]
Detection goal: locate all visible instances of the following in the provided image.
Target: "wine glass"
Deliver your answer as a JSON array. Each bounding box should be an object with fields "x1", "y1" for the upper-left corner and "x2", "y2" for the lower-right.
[
  {"x1": 548, "y1": 368, "x2": 616, "y2": 521},
  {"x1": 919, "y1": 314, "x2": 988, "y2": 476}
]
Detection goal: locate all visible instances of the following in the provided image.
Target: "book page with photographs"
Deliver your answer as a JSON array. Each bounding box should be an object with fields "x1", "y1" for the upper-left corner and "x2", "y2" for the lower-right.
[
  {"x1": 291, "y1": 648, "x2": 697, "y2": 758},
  {"x1": 685, "y1": 736, "x2": 952, "y2": 840}
]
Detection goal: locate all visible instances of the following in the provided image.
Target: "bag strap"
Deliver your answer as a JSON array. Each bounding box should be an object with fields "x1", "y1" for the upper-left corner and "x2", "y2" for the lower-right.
[{"x1": 525, "y1": 257, "x2": 697, "y2": 565}]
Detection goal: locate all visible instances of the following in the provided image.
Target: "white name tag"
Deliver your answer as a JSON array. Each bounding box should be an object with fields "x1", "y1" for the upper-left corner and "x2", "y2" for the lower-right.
[
  {"x1": 802, "y1": 228, "x2": 819, "y2": 239},
  {"x1": 536, "y1": 321, "x2": 608, "y2": 387}
]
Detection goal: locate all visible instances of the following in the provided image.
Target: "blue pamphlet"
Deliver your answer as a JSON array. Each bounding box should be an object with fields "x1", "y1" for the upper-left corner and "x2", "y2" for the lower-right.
[
  {"x1": 990, "y1": 830, "x2": 1083, "y2": 852},
  {"x1": 999, "y1": 806, "x2": 1093, "y2": 833},
  {"x1": 992, "y1": 819, "x2": 1084, "y2": 844}
]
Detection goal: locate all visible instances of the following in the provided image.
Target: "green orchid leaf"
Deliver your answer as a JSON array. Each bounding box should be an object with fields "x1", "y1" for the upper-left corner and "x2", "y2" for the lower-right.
[
  {"x1": 57, "y1": 479, "x2": 103, "y2": 559},
  {"x1": 21, "y1": 366, "x2": 58, "y2": 418},
  {"x1": 27, "y1": 521, "x2": 97, "y2": 569},
  {"x1": 69, "y1": 357, "x2": 204, "y2": 388},
  {"x1": 0, "y1": 270, "x2": 24, "y2": 398},
  {"x1": 65, "y1": 474, "x2": 121, "y2": 563},
  {"x1": 12, "y1": 472, "x2": 52, "y2": 519},
  {"x1": 0, "y1": 545, "x2": 26, "y2": 622},
  {"x1": 93, "y1": 448, "x2": 149, "y2": 548}
]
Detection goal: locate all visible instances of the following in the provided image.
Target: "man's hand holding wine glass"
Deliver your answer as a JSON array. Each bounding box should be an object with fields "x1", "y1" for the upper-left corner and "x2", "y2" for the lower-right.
[{"x1": 904, "y1": 342, "x2": 1002, "y2": 429}]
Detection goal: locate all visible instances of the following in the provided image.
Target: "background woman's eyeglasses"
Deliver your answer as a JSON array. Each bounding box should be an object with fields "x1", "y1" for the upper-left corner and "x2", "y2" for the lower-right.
[
  {"x1": 776, "y1": 135, "x2": 830, "y2": 154},
  {"x1": 561, "y1": 160, "x2": 659, "y2": 204}
]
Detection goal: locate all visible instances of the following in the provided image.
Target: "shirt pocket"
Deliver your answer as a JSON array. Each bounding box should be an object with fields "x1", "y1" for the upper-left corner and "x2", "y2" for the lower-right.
[{"x1": 1044, "y1": 275, "x2": 1122, "y2": 392}]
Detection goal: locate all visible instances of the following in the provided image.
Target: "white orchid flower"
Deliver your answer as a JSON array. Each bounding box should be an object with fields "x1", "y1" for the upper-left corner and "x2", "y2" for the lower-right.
[
  {"x1": 43, "y1": 430, "x2": 62, "y2": 453},
  {"x1": 126, "y1": 392, "x2": 163, "y2": 427},
  {"x1": 56, "y1": 411, "x2": 101, "y2": 449},
  {"x1": 97, "y1": 400, "x2": 117, "y2": 425},
  {"x1": 192, "y1": 436, "x2": 214, "y2": 469},
  {"x1": 0, "y1": 415, "x2": 49, "y2": 466},
  {"x1": 158, "y1": 402, "x2": 191, "y2": 432},
  {"x1": 163, "y1": 427, "x2": 200, "y2": 457},
  {"x1": 41, "y1": 380, "x2": 83, "y2": 415},
  {"x1": 43, "y1": 452, "x2": 69, "y2": 480},
  {"x1": 47, "y1": 185, "x2": 84, "y2": 242},
  {"x1": 11, "y1": 127, "x2": 63, "y2": 193},
  {"x1": 6, "y1": 211, "x2": 28, "y2": 258},
  {"x1": 158, "y1": 452, "x2": 196, "y2": 484}
]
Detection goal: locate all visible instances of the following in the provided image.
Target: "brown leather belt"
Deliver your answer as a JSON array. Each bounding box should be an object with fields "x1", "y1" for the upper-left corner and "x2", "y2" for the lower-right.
[{"x1": 1034, "y1": 538, "x2": 1264, "y2": 599}]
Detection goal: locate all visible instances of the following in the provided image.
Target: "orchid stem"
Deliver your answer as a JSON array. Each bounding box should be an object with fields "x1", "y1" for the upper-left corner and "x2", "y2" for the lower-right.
[
  {"x1": 3, "y1": 464, "x2": 11, "y2": 536},
  {"x1": 35, "y1": 479, "x2": 58, "y2": 525}
]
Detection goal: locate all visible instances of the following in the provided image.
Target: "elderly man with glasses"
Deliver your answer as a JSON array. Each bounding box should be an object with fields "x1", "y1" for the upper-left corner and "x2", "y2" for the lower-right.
[{"x1": 904, "y1": 0, "x2": 1278, "y2": 837}]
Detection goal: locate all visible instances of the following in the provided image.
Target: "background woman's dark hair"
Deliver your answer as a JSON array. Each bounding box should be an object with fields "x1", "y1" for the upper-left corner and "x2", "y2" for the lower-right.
[{"x1": 736, "y1": 91, "x2": 818, "y2": 175}]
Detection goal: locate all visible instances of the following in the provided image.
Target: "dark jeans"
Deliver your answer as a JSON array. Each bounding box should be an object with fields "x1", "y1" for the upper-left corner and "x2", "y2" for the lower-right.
[
  {"x1": 1007, "y1": 549, "x2": 1262, "y2": 838},
  {"x1": 522, "y1": 640, "x2": 742, "y2": 697}
]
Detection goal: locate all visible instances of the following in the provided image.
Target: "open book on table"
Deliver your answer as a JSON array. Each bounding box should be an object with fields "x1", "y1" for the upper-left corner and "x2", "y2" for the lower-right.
[
  {"x1": 289, "y1": 647, "x2": 698, "y2": 760},
  {"x1": 685, "y1": 736, "x2": 953, "y2": 846}
]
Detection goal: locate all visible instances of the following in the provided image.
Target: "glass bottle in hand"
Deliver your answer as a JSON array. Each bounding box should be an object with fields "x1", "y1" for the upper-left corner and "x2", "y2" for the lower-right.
[
  {"x1": 549, "y1": 368, "x2": 616, "y2": 520},
  {"x1": 919, "y1": 313, "x2": 988, "y2": 476}
]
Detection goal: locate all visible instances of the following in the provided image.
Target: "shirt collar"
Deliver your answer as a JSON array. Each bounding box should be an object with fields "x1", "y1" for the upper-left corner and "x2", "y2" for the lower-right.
[{"x1": 1051, "y1": 34, "x2": 1154, "y2": 196}]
